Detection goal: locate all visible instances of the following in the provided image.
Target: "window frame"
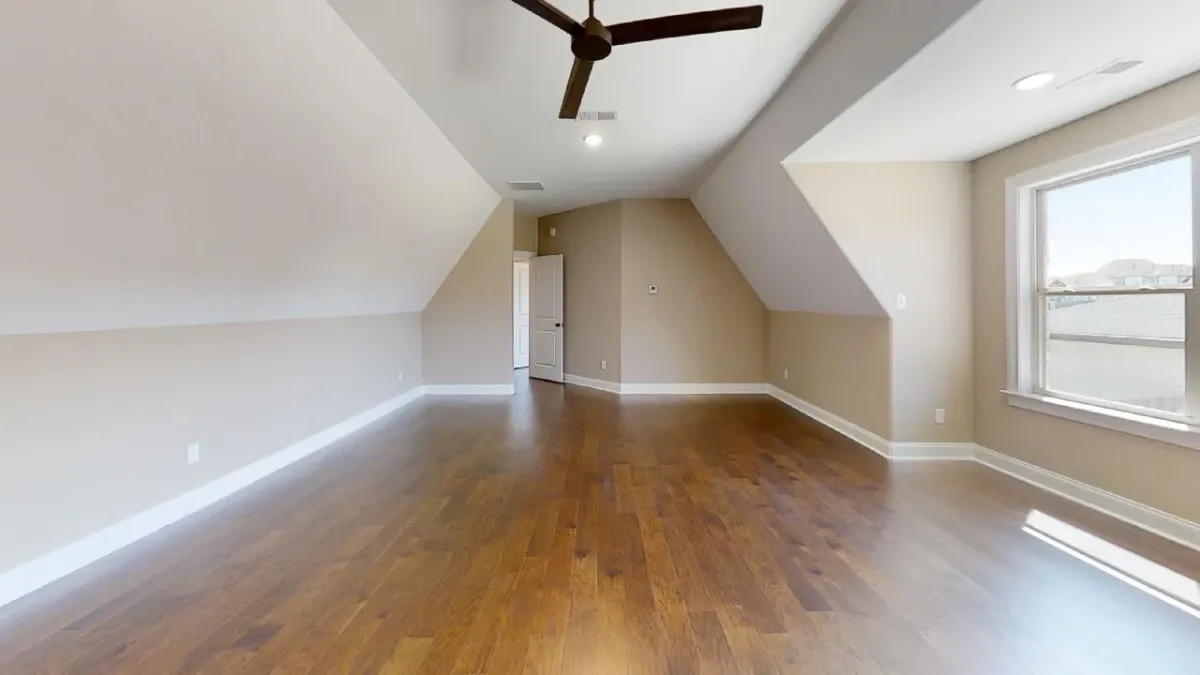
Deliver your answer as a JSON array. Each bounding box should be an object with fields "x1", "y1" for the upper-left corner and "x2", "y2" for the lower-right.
[{"x1": 1004, "y1": 118, "x2": 1200, "y2": 450}]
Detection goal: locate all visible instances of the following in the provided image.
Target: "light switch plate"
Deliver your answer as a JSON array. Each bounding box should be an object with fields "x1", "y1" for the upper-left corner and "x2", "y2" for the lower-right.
[{"x1": 896, "y1": 293, "x2": 908, "y2": 310}]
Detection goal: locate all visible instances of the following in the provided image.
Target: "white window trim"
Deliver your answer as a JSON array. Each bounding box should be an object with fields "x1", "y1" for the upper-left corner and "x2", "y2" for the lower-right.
[{"x1": 1004, "y1": 115, "x2": 1200, "y2": 450}]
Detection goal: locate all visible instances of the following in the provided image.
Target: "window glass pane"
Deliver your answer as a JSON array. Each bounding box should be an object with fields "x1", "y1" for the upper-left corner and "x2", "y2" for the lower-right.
[
  {"x1": 1044, "y1": 294, "x2": 1185, "y2": 414},
  {"x1": 1042, "y1": 154, "x2": 1193, "y2": 291}
]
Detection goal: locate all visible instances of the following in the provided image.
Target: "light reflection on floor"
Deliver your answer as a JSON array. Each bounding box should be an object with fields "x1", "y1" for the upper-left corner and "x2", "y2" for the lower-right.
[{"x1": 1024, "y1": 510, "x2": 1200, "y2": 620}]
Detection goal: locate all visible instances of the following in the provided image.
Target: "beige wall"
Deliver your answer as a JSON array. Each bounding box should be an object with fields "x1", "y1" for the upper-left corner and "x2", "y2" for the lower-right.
[
  {"x1": 539, "y1": 199, "x2": 765, "y2": 384},
  {"x1": 539, "y1": 202, "x2": 623, "y2": 380},
  {"x1": 973, "y1": 72, "x2": 1200, "y2": 522},
  {"x1": 768, "y1": 312, "x2": 892, "y2": 439},
  {"x1": 0, "y1": 313, "x2": 422, "y2": 573},
  {"x1": 621, "y1": 199, "x2": 766, "y2": 384},
  {"x1": 514, "y1": 213, "x2": 539, "y2": 253},
  {"x1": 422, "y1": 200, "x2": 515, "y2": 386},
  {"x1": 789, "y1": 163, "x2": 974, "y2": 443}
]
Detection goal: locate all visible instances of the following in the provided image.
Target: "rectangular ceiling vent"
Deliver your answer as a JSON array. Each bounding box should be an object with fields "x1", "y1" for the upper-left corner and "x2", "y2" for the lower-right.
[
  {"x1": 507, "y1": 180, "x2": 545, "y2": 191},
  {"x1": 576, "y1": 111, "x2": 618, "y2": 122},
  {"x1": 1095, "y1": 59, "x2": 1144, "y2": 76},
  {"x1": 1058, "y1": 59, "x2": 1145, "y2": 90}
]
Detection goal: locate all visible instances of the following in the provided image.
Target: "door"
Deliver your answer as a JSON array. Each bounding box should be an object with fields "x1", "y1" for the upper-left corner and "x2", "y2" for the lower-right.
[
  {"x1": 513, "y1": 260, "x2": 530, "y2": 369},
  {"x1": 529, "y1": 254, "x2": 564, "y2": 383}
]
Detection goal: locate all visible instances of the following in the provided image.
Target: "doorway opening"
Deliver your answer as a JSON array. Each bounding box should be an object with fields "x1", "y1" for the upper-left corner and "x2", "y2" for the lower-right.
[{"x1": 513, "y1": 252, "x2": 533, "y2": 370}]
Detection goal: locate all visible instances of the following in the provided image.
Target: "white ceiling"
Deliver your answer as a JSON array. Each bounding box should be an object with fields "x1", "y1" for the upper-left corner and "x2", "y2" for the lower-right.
[
  {"x1": 694, "y1": 0, "x2": 982, "y2": 314},
  {"x1": 13, "y1": 0, "x2": 1191, "y2": 333},
  {"x1": 793, "y1": 0, "x2": 1200, "y2": 163},
  {"x1": 330, "y1": 0, "x2": 846, "y2": 216},
  {"x1": 0, "y1": 0, "x2": 498, "y2": 335}
]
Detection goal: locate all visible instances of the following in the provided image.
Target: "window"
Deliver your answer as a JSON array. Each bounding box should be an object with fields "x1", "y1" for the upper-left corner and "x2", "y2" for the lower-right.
[
  {"x1": 1007, "y1": 121, "x2": 1200, "y2": 445},
  {"x1": 1039, "y1": 153, "x2": 1192, "y2": 418}
]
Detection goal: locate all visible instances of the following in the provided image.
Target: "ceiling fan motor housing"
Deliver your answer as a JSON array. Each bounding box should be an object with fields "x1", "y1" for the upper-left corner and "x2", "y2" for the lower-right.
[{"x1": 572, "y1": 17, "x2": 612, "y2": 61}]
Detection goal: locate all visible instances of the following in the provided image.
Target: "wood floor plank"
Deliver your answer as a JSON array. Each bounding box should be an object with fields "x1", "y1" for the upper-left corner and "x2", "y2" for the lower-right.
[{"x1": 1, "y1": 374, "x2": 1198, "y2": 674}]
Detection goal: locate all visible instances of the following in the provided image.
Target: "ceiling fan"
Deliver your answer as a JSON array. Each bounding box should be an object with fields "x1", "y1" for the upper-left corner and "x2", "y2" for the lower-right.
[{"x1": 509, "y1": 0, "x2": 765, "y2": 119}]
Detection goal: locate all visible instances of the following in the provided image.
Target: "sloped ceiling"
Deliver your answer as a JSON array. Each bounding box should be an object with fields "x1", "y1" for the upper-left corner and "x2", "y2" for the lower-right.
[
  {"x1": 329, "y1": 0, "x2": 846, "y2": 217},
  {"x1": 793, "y1": 0, "x2": 1200, "y2": 163},
  {"x1": 0, "y1": 0, "x2": 498, "y2": 336},
  {"x1": 692, "y1": 0, "x2": 983, "y2": 315}
]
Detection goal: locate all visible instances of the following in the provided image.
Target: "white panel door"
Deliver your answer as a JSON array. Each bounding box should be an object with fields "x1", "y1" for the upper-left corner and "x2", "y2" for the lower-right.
[
  {"x1": 529, "y1": 254, "x2": 564, "y2": 383},
  {"x1": 513, "y1": 261, "x2": 530, "y2": 369}
]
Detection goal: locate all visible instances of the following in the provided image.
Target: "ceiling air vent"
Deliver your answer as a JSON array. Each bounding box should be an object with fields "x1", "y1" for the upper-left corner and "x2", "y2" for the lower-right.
[
  {"x1": 1095, "y1": 59, "x2": 1144, "y2": 76},
  {"x1": 576, "y1": 111, "x2": 618, "y2": 122},
  {"x1": 1057, "y1": 58, "x2": 1145, "y2": 90},
  {"x1": 507, "y1": 180, "x2": 545, "y2": 191}
]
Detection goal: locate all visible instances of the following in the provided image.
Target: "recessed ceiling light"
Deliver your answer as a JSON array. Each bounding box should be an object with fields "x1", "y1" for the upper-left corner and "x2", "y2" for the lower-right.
[
  {"x1": 583, "y1": 134, "x2": 603, "y2": 147},
  {"x1": 1013, "y1": 71, "x2": 1056, "y2": 91}
]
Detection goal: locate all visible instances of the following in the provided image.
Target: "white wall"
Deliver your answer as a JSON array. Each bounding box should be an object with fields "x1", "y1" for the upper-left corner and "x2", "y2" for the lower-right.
[
  {"x1": 0, "y1": 0, "x2": 497, "y2": 336},
  {"x1": 692, "y1": 0, "x2": 981, "y2": 315}
]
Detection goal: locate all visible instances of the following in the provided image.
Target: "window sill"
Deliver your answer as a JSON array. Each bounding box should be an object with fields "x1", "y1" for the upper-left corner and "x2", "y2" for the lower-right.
[{"x1": 1004, "y1": 391, "x2": 1200, "y2": 452}]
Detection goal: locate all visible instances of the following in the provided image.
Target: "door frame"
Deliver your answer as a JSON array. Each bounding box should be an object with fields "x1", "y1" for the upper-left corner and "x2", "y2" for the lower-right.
[{"x1": 512, "y1": 252, "x2": 533, "y2": 369}]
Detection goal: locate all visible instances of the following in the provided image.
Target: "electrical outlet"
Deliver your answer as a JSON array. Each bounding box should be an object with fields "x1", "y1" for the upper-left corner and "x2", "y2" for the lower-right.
[
  {"x1": 397, "y1": 370, "x2": 404, "y2": 383},
  {"x1": 934, "y1": 408, "x2": 946, "y2": 425},
  {"x1": 896, "y1": 293, "x2": 908, "y2": 310},
  {"x1": 601, "y1": 360, "x2": 607, "y2": 371},
  {"x1": 784, "y1": 368, "x2": 789, "y2": 380},
  {"x1": 187, "y1": 443, "x2": 201, "y2": 465},
  {"x1": 549, "y1": 227, "x2": 557, "y2": 237},
  {"x1": 648, "y1": 285, "x2": 659, "y2": 295}
]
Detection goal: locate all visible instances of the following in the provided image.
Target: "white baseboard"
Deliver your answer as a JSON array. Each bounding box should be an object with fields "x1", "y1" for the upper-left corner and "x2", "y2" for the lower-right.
[
  {"x1": 890, "y1": 442, "x2": 976, "y2": 461},
  {"x1": 564, "y1": 374, "x2": 621, "y2": 394},
  {"x1": 563, "y1": 378, "x2": 768, "y2": 396},
  {"x1": 424, "y1": 384, "x2": 515, "y2": 396},
  {"x1": 767, "y1": 385, "x2": 891, "y2": 458},
  {"x1": 0, "y1": 387, "x2": 426, "y2": 611},
  {"x1": 974, "y1": 445, "x2": 1200, "y2": 553},
  {"x1": 765, "y1": 386, "x2": 1200, "y2": 552},
  {"x1": 621, "y1": 382, "x2": 768, "y2": 395},
  {"x1": 7, "y1": 384, "x2": 1196, "y2": 614}
]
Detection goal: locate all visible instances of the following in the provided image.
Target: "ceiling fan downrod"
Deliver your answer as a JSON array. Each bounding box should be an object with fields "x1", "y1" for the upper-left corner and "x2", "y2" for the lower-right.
[{"x1": 574, "y1": 0, "x2": 613, "y2": 62}]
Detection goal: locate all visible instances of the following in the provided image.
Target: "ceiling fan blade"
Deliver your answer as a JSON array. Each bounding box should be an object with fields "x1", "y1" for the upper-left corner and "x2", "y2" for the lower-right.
[
  {"x1": 559, "y1": 58, "x2": 594, "y2": 120},
  {"x1": 509, "y1": 0, "x2": 582, "y2": 35},
  {"x1": 608, "y1": 6, "x2": 763, "y2": 46}
]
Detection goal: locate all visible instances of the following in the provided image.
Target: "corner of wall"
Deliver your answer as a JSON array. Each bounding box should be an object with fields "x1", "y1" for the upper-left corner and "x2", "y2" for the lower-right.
[
  {"x1": 619, "y1": 199, "x2": 767, "y2": 385},
  {"x1": 766, "y1": 310, "x2": 893, "y2": 440},
  {"x1": 971, "y1": 71, "x2": 1200, "y2": 524},
  {"x1": 788, "y1": 163, "x2": 974, "y2": 444},
  {"x1": 421, "y1": 199, "x2": 515, "y2": 386},
  {"x1": 540, "y1": 199, "x2": 766, "y2": 386}
]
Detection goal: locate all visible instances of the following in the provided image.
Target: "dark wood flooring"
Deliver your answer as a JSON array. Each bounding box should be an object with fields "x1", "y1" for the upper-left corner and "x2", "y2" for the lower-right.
[{"x1": 1, "y1": 374, "x2": 1198, "y2": 674}]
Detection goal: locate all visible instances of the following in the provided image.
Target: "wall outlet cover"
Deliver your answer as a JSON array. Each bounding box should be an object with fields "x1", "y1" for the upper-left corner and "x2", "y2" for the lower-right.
[
  {"x1": 601, "y1": 360, "x2": 607, "y2": 370},
  {"x1": 935, "y1": 408, "x2": 946, "y2": 425},
  {"x1": 784, "y1": 368, "x2": 789, "y2": 380},
  {"x1": 648, "y1": 285, "x2": 659, "y2": 295},
  {"x1": 187, "y1": 443, "x2": 201, "y2": 465},
  {"x1": 397, "y1": 370, "x2": 404, "y2": 382}
]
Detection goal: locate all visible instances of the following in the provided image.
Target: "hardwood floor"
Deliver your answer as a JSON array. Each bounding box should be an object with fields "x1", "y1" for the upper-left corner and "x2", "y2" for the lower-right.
[{"x1": 1, "y1": 375, "x2": 1198, "y2": 674}]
